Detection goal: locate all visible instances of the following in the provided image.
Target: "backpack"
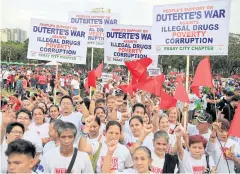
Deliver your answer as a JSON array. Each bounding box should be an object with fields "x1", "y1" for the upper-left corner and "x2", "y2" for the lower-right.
[{"x1": 89, "y1": 143, "x2": 102, "y2": 173}]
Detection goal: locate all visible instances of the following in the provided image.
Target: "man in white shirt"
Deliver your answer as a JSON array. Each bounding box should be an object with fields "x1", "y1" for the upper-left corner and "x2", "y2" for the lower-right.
[
  {"x1": 71, "y1": 74, "x2": 80, "y2": 96},
  {"x1": 187, "y1": 111, "x2": 212, "y2": 141},
  {"x1": 16, "y1": 109, "x2": 43, "y2": 168},
  {"x1": 60, "y1": 75, "x2": 65, "y2": 89},
  {"x1": 37, "y1": 122, "x2": 93, "y2": 173},
  {"x1": 2, "y1": 68, "x2": 9, "y2": 89},
  {"x1": 59, "y1": 95, "x2": 84, "y2": 142}
]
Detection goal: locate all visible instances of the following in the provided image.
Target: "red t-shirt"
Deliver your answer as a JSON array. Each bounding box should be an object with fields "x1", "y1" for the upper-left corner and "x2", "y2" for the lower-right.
[{"x1": 38, "y1": 75, "x2": 47, "y2": 85}]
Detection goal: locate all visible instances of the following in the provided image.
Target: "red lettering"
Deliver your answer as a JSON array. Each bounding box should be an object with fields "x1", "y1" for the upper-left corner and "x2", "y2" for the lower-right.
[
  {"x1": 151, "y1": 167, "x2": 163, "y2": 174},
  {"x1": 192, "y1": 166, "x2": 204, "y2": 174}
]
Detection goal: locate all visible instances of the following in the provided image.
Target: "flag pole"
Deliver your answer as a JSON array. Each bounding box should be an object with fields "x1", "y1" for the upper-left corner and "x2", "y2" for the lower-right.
[
  {"x1": 183, "y1": 55, "x2": 190, "y2": 130},
  {"x1": 127, "y1": 70, "x2": 130, "y2": 108},
  {"x1": 54, "y1": 63, "x2": 58, "y2": 104},
  {"x1": 90, "y1": 48, "x2": 94, "y2": 99}
]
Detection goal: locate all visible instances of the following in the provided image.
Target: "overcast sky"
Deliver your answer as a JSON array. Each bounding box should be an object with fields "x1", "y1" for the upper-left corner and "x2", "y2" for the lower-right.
[{"x1": 1, "y1": 0, "x2": 240, "y2": 35}]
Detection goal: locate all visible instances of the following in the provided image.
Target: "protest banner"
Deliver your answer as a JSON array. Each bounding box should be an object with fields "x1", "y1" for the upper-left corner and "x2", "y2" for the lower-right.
[
  {"x1": 69, "y1": 12, "x2": 120, "y2": 48},
  {"x1": 152, "y1": 0, "x2": 231, "y2": 55},
  {"x1": 148, "y1": 68, "x2": 161, "y2": 76},
  {"x1": 104, "y1": 25, "x2": 158, "y2": 67},
  {"x1": 27, "y1": 18, "x2": 88, "y2": 64},
  {"x1": 101, "y1": 72, "x2": 113, "y2": 84}
]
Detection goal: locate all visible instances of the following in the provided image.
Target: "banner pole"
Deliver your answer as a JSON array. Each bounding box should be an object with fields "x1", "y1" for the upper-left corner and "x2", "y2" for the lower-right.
[
  {"x1": 89, "y1": 48, "x2": 94, "y2": 99},
  {"x1": 54, "y1": 63, "x2": 58, "y2": 104},
  {"x1": 183, "y1": 55, "x2": 190, "y2": 130}
]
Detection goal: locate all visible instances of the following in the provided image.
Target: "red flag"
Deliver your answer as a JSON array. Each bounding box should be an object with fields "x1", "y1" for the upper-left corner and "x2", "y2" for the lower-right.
[
  {"x1": 84, "y1": 80, "x2": 89, "y2": 93},
  {"x1": 119, "y1": 80, "x2": 135, "y2": 96},
  {"x1": 159, "y1": 91, "x2": 177, "y2": 109},
  {"x1": 87, "y1": 70, "x2": 96, "y2": 88},
  {"x1": 134, "y1": 75, "x2": 164, "y2": 96},
  {"x1": 228, "y1": 104, "x2": 240, "y2": 138},
  {"x1": 95, "y1": 63, "x2": 103, "y2": 78},
  {"x1": 113, "y1": 73, "x2": 120, "y2": 82},
  {"x1": 190, "y1": 57, "x2": 213, "y2": 97},
  {"x1": 125, "y1": 58, "x2": 152, "y2": 80},
  {"x1": 174, "y1": 75, "x2": 190, "y2": 103},
  {"x1": 104, "y1": 83, "x2": 109, "y2": 89}
]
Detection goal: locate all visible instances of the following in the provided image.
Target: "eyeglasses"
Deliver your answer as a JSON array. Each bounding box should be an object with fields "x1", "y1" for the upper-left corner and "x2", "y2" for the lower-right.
[{"x1": 10, "y1": 131, "x2": 23, "y2": 135}]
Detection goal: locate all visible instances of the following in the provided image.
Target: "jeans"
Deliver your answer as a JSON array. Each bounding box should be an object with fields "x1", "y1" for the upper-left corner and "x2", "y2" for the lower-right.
[
  {"x1": 73, "y1": 89, "x2": 79, "y2": 96},
  {"x1": 39, "y1": 84, "x2": 47, "y2": 92}
]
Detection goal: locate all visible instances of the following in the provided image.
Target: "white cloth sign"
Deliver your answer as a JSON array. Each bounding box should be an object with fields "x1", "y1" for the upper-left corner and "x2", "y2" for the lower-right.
[
  {"x1": 104, "y1": 25, "x2": 158, "y2": 67},
  {"x1": 152, "y1": 0, "x2": 231, "y2": 55},
  {"x1": 69, "y1": 12, "x2": 120, "y2": 48},
  {"x1": 27, "y1": 18, "x2": 88, "y2": 64}
]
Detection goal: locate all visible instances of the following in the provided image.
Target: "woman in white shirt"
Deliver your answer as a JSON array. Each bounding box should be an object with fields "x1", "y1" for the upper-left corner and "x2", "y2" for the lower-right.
[
  {"x1": 121, "y1": 116, "x2": 154, "y2": 152},
  {"x1": 87, "y1": 116, "x2": 105, "y2": 143},
  {"x1": 29, "y1": 107, "x2": 50, "y2": 145},
  {"x1": 158, "y1": 114, "x2": 178, "y2": 153},
  {"x1": 206, "y1": 118, "x2": 240, "y2": 173},
  {"x1": 42, "y1": 119, "x2": 64, "y2": 154},
  {"x1": 175, "y1": 125, "x2": 217, "y2": 173},
  {"x1": 167, "y1": 107, "x2": 181, "y2": 131},
  {"x1": 79, "y1": 120, "x2": 133, "y2": 173},
  {"x1": 49, "y1": 105, "x2": 60, "y2": 121},
  {"x1": 102, "y1": 143, "x2": 153, "y2": 174},
  {"x1": 151, "y1": 131, "x2": 179, "y2": 174},
  {"x1": 94, "y1": 106, "x2": 107, "y2": 132}
]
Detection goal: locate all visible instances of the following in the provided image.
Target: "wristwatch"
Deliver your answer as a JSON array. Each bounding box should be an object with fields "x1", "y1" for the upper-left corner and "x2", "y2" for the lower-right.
[{"x1": 81, "y1": 131, "x2": 88, "y2": 137}]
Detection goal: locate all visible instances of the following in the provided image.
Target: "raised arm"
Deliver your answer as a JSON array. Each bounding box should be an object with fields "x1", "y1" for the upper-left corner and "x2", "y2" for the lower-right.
[
  {"x1": 102, "y1": 140, "x2": 118, "y2": 173},
  {"x1": 78, "y1": 116, "x2": 94, "y2": 154},
  {"x1": 175, "y1": 125, "x2": 184, "y2": 160}
]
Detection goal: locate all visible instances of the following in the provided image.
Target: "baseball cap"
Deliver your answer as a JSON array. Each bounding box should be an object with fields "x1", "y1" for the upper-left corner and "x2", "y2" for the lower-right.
[
  {"x1": 115, "y1": 89, "x2": 124, "y2": 96},
  {"x1": 226, "y1": 91, "x2": 235, "y2": 97},
  {"x1": 196, "y1": 111, "x2": 213, "y2": 124}
]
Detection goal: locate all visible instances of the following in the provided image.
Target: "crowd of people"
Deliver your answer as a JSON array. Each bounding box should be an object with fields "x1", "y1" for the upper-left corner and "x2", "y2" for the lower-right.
[{"x1": 1, "y1": 64, "x2": 240, "y2": 174}]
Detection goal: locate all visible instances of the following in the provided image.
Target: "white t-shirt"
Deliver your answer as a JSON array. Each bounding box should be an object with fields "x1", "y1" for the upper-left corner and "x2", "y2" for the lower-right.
[
  {"x1": 123, "y1": 132, "x2": 154, "y2": 152},
  {"x1": 179, "y1": 150, "x2": 215, "y2": 173},
  {"x1": 37, "y1": 147, "x2": 93, "y2": 173},
  {"x1": 1, "y1": 140, "x2": 8, "y2": 173},
  {"x1": 59, "y1": 112, "x2": 83, "y2": 143},
  {"x1": 151, "y1": 152, "x2": 178, "y2": 174},
  {"x1": 28, "y1": 123, "x2": 50, "y2": 139},
  {"x1": 23, "y1": 129, "x2": 43, "y2": 153},
  {"x1": 187, "y1": 124, "x2": 212, "y2": 141},
  {"x1": 91, "y1": 141, "x2": 133, "y2": 173},
  {"x1": 206, "y1": 138, "x2": 240, "y2": 173},
  {"x1": 60, "y1": 78, "x2": 65, "y2": 87},
  {"x1": 42, "y1": 141, "x2": 57, "y2": 155},
  {"x1": 2, "y1": 70, "x2": 9, "y2": 79},
  {"x1": 71, "y1": 79, "x2": 80, "y2": 89},
  {"x1": 118, "y1": 168, "x2": 154, "y2": 174},
  {"x1": 87, "y1": 133, "x2": 105, "y2": 144}
]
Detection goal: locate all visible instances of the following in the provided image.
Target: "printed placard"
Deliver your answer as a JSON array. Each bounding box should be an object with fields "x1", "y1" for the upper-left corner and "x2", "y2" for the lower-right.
[
  {"x1": 104, "y1": 24, "x2": 158, "y2": 67},
  {"x1": 27, "y1": 18, "x2": 88, "y2": 64},
  {"x1": 69, "y1": 12, "x2": 120, "y2": 48},
  {"x1": 152, "y1": 0, "x2": 231, "y2": 55}
]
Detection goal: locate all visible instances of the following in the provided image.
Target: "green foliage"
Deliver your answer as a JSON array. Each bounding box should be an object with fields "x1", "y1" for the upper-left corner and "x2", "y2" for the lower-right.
[{"x1": 1, "y1": 41, "x2": 27, "y2": 62}]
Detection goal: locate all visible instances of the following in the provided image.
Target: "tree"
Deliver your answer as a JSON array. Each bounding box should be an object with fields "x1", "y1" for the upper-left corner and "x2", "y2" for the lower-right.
[{"x1": 1, "y1": 41, "x2": 27, "y2": 62}]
